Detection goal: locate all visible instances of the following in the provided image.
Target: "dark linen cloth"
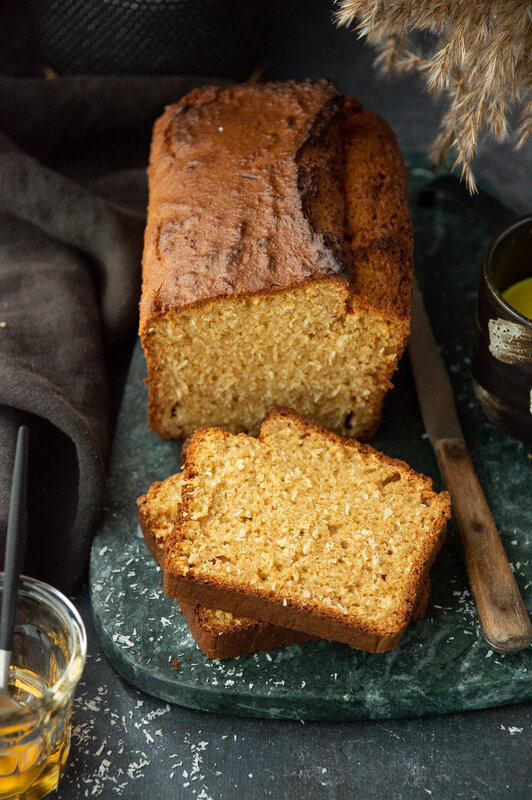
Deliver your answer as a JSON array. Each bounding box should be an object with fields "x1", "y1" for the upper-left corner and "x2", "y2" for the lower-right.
[{"x1": 0, "y1": 76, "x2": 225, "y2": 591}]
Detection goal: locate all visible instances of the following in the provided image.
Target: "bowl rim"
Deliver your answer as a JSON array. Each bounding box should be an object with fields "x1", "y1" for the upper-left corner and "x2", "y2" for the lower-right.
[{"x1": 483, "y1": 213, "x2": 532, "y2": 325}]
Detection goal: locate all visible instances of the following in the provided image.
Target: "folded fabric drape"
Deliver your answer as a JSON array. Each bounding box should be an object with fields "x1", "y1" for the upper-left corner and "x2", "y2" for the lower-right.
[{"x1": 0, "y1": 75, "x2": 227, "y2": 591}]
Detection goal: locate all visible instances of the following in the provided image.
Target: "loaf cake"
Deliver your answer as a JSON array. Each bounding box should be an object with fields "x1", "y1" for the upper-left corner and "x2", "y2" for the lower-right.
[
  {"x1": 164, "y1": 409, "x2": 450, "y2": 653},
  {"x1": 140, "y1": 80, "x2": 413, "y2": 440},
  {"x1": 137, "y1": 473, "x2": 313, "y2": 658}
]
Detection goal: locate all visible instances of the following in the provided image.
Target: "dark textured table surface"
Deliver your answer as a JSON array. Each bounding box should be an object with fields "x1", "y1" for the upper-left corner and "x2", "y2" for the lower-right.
[{"x1": 8, "y1": 1, "x2": 530, "y2": 797}]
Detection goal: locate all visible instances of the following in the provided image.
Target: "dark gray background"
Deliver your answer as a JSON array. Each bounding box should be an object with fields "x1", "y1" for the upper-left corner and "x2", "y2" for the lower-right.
[{"x1": 6, "y1": 0, "x2": 530, "y2": 797}]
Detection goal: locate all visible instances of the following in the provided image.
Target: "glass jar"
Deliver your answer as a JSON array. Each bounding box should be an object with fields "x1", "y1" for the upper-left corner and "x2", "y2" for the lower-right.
[{"x1": 0, "y1": 575, "x2": 86, "y2": 799}]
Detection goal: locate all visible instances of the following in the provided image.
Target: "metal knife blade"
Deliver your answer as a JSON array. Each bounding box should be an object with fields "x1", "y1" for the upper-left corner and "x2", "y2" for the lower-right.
[{"x1": 408, "y1": 280, "x2": 463, "y2": 445}]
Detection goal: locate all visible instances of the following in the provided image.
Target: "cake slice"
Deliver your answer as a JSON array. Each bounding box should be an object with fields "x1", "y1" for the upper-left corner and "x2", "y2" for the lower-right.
[
  {"x1": 164, "y1": 409, "x2": 451, "y2": 653},
  {"x1": 138, "y1": 457, "x2": 432, "y2": 659},
  {"x1": 137, "y1": 473, "x2": 314, "y2": 658},
  {"x1": 140, "y1": 80, "x2": 413, "y2": 440},
  {"x1": 138, "y1": 472, "x2": 183, "y2": 568},
  {"x1": 138, "y1": 467, "x2": 431, "y2": 659}
]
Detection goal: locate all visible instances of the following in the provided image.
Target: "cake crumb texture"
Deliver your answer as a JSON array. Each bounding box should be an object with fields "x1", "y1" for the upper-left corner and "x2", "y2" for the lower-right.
[
  {"x1": 165, "y1": 410, "x2": 450, "y2": 651},
  {"x1": 137, "y1": 470, "x2": 315, "y2": 658}
]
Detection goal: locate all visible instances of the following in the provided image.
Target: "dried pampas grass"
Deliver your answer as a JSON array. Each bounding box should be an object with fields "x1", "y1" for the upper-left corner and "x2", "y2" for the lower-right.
[{"x1": 336, "y1": 0, "x2": 532, "y2": 191}]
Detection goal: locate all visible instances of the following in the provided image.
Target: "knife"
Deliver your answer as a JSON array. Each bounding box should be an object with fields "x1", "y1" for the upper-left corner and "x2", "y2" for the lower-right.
[{"x1": 409, "y1": 280, "x2": 532, "y2": 653}]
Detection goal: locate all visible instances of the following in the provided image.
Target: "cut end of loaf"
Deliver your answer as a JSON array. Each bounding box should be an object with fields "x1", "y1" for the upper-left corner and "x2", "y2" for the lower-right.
[{"x1": 141, "y1": 279, "x2": 408, "y2": 439}]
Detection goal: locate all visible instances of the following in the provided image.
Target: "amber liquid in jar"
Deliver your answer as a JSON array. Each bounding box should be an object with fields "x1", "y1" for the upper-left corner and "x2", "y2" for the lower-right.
[{"x1": 0, "y1": 668, "x2": 71, "y2": 799}]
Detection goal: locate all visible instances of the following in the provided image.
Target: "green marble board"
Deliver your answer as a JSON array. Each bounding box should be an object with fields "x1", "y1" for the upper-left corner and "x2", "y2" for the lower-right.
[{"x1": 90, "y1": 162, "x2": 531, "y2": 720}]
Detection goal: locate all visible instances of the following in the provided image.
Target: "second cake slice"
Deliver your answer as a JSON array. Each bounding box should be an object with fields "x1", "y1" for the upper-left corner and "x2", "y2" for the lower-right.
[
  {"x1": 138, "y1": 473, "x2": 313, "y2": 658},
  {"x1": 164, "y1": 409, "x2": 450, "y2": 653}
]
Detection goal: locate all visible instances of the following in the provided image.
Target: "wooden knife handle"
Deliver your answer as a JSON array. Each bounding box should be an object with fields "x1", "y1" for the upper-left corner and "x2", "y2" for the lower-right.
[{"x1": 436, "y1": 437, "x2": 532, "y2": 653}]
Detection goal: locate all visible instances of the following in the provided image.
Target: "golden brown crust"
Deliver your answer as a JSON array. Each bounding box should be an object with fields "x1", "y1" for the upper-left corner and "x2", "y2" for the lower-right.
[
  {"x1": 166, "y1": 573, "x2": 392, "y2": 652},
  {"x1": 139, "y1": 83, "x2": 412, "y2": 332},
  {"x1": 139, "y1": 80, "x2": 347, "y2": 328},
  {"x1": 137, "y1": 482, "x2": 167, "y2": 568},
  {"x1": 166, "y1": 410, "x2": 450, "y2": 653},
  {"x1": 183, "y1": 576, "x2": 430, "y2": 653},
  {"x1": 412, "y1": 578, "x2": 431, "y2": 621},
  {"x1": 179, "y1": 601, "x2": 315, "y2": 660},
  {"x1": 344, "y1": 101, "x2": 413, "y2": 322}
]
